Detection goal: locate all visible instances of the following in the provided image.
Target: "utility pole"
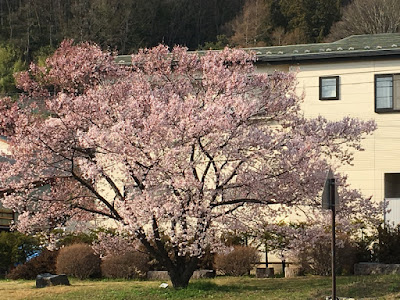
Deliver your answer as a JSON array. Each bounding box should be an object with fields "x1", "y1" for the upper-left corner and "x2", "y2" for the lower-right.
[
  {"x1": 322, "y1": 170, "x2": 339, "y2": 300},
  {"x1": 330, "y1": 178, "x2": 336, "y2": 300}
]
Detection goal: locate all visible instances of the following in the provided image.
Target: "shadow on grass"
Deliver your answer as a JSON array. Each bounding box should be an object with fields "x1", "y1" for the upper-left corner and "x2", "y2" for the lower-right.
[
  {"x1": 146, "y1": 279, "x2": 264, "y2": 299},
  {"x1": 335, "y1": 275, "x2": 400, "y2": 299},
  {"x1": 187, "y1": 280, "x2": 258, "y2": 292},
  {"x1": 170, "y1": 275, "x2": 400, "y2": 299}
]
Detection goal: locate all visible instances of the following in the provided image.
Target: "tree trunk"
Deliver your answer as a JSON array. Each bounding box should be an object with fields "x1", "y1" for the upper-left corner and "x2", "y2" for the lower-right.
[
  {"x1": 167, "y1": 257, "x2": 198, "y2": 289},
  {"x1": 136, "y1": 222, "x2": 199, "y2": 289},
  {"x1": 168, "y1": 270, "x2": 193, "y2": 289}
]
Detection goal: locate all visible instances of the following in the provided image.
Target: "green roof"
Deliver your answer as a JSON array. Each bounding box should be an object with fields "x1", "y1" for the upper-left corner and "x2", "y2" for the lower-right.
[
  {"x1": 116, "y1": 33, "x2": 400, "y2": 65},
  {"x1": 116, "y1": 55, "x2": 133, "y2": 65},
  {"x1": 253, "y1": 33, "x2": 400, "y2": 63}
]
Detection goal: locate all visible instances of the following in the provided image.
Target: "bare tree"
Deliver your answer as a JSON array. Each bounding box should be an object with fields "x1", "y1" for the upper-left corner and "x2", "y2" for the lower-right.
[
  {"x1": 229, "y1": 0, "x2": 271, "y2": 47},
  {"x1": 328, "y1": 0, "x2": 400, "y2": 41}
]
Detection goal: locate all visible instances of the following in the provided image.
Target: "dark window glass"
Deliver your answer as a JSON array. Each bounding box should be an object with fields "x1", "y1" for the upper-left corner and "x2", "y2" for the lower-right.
[{"x1": 319, "y1": 76, "x2": 339, "y2": 100}]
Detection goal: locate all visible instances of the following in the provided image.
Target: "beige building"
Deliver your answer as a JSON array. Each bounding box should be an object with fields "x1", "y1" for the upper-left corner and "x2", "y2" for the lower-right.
[
  {"x1": 251, "y1": 33, "x2": 400, "y2": 225},
  {"x1": 0, "y1": 136, "x2": 16, "y2": 230}
]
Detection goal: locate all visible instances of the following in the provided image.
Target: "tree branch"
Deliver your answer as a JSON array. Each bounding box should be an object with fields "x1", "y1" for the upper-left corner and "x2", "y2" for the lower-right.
[
  {"x1": 71, "y1": 170, "x2": 123, "y2": 221},
  {"x1": 198, "y1": 137, "x2": 219, "y2": 188},
  {"x1": 102, "y1": 172, "x2": 124, "y2": 201},
  {"x1": 218, "y1": 160, "x2": 244, "y2": 189},
  {"x1": 152, "y1": 216, "x2": 174, "y2": 268},
  {"x1": 210, "y1": 198, "x2": 276, "y2": 208},
  {"x1": 0, "y1": 176, "x2": 72, "y2": 198},
  {"x1": 72, "y1": 204, "x2": 120, "y2": 220},
  {"x1": 190, "y1": 144, "x2": 199, "y2": 181},
  {"x1": 124, "y1": 159, "x2": 146, "y2": 191}
]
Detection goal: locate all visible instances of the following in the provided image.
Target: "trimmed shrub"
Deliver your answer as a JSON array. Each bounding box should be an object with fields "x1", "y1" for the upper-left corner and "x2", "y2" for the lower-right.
[
  {"x1": 214, "y1": 246, "x2": 259, "y2": 276},
  {"x1": 7, "y1": 249, "x2": 58, "y2": 280},
  {"x1": 101, "y1": 251, "x2": 149, "y2": 279},
  {"x1": 6, "y1": 263, "x2": 32, "y2": 280},
  {"x1": 373, "y1": 224, "x2": 400, "y2": 263},
  {"x1": 56, "y1": 243, "x2": 101, "y2": 279},
  {"x1": 293, "y1": 236, "x2": 359, "y2": 275}
]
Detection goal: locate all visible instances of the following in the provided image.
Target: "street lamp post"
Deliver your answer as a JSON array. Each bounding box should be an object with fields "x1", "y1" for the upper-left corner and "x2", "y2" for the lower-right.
[{"x1": 322, "y1": 170, "x2": 339, "y2": 300}]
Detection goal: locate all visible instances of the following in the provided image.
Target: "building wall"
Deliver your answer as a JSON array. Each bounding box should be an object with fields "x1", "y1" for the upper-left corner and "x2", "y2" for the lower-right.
[
  {"x1": 257, "y1": 59, "x2": 400, "y2": 209},
  {"x1": 0, "y1": 138, "x2": 9, "y2": 156},
  {"x1": 0, "y1": 138, "x2": 15, "y2": 230}
]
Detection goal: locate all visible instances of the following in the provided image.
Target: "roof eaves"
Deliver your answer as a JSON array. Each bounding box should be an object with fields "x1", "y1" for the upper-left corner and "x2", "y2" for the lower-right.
[{"x1": 256, "y1": 48, "x2": 400, "y2": 63}]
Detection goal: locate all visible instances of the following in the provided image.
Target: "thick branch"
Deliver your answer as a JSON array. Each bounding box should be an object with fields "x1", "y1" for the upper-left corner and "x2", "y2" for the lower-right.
[
  {"x1": 218, "y1": 160, "x2": 244, "y2": 189},
  {"x1": 102, "y1": 172, "x2": 124, "y2": 201},
  {"x1": 190, "y1": 144, "x2": 199, "y2": 181},
  {"x1": 72, "y1": 204, "x2": 120, "y2": 220},
  {"x1": 198, "y1": 137, "x2": 219, "y2": 187},
  {"x1": 124, "y1": 160, "x2": 145, "y2": 191},
  {"x1": 71, "y1": 146, "x2": 97, "y2": 159},
  {"x1": 152, "y1": 216, "x2": 174, "y2": 268},
  {"x1": 213, "y1": 202, "x2": 246, "y2": 218},
  {"x1": 71, "y1": 170, "x2": 123, "y2": 221},
  {"x1": 0, "y1": 176, "x2": 72, "y2": 198},
  {"x1": 135, "y1": 228, "x2": 166, "y2": 264},
  {"x1": 210, "y1": 198, "x2": 276, "y2": 208}
]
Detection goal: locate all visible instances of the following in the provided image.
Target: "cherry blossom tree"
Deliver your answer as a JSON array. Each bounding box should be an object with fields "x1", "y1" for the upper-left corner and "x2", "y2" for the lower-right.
[{"x1": 0, "y1": 40, "x2": 377, "y2": 288}]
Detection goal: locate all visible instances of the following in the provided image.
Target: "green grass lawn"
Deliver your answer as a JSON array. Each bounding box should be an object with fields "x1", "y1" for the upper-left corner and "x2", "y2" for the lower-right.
[{"x1": 1, "y1": 275, "x2": 400, "y2": 300}]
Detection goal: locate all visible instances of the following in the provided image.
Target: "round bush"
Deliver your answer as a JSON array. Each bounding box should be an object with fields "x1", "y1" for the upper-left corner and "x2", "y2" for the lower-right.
[
  {"x1": 101, "y1": 251, "x2": 149, "y2": 279},
  {"x1": 293, "y1": 237, "x2": 359, "y2": 276},
  {"x1": 7, "y1": 249, "x2": 59, "y2": 280},
  {"x1": 56, "y1": 243, "x2": 101, "y2": 279},
  {"x1": 214, "y1": 246, "x2": 259, "y2": 276}
]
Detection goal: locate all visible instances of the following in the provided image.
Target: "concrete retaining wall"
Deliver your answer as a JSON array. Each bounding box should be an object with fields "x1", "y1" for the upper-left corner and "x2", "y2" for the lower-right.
[{"x1": 354, "y1": 263, "x2": 400, "y2": 275}]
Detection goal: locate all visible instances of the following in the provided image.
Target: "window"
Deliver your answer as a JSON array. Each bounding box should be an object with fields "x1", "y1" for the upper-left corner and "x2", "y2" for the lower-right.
[
  {"x1": 0, "y1": 208, "x2": 14, "y2": 230},
  {"x1": 375, "y1": 74, "x2": 400, "y2": 112},
  {"x1": 319, "y1": 76, "x2": 339, "y2": 100},
  {"x1": 384, "y1": 173, "x2": 400, "y2": 225}
]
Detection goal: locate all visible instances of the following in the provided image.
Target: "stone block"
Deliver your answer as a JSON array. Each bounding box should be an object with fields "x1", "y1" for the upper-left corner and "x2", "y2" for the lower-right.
[
  {"x1": 192, "y1": 269, "x2": 216, "y2": 279},
  {"x1": 354, "y1": 263, "x2": 400, "y2": 275},
  {"x1": 284, "y1": 267, "x2": 303, "y2": 278},
  {"x1": 256, "y1": 268, "x2": 274, "y2": 278},
  {"x1": 36, "y1": 273, "x2": 70, "y2": 288},
  {"x1": 147, "y1": 271, "x2": 170, "y2": 280}
]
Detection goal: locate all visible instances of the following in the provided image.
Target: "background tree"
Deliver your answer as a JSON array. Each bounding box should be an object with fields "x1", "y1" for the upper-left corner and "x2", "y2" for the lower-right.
[
  {"x1": 327, "y1": 0, "x2": 400, "y2": 41},
  {"x1": 277, "y1": 0, "x2": 341, "y2": 43},
  {"x1": 229, "y1": 0, "x2": 342, "y2": 47},
  {"x1": 0, "y1": 43, "x2": 25, "y2": 96},
  {"x1": 229, "y1": 0, "x2": 271, "y2": 47},
  {"x1": 0, "y1": 0, "x2": 245, "y2": 56},
  {"x1": 0, "y1": 41, "x2": 377, "y2": 288},
  {"x1": 2, "y1": 0, "x2": 375, "y2": 61},
  {"x1": 0, "y1": 231, "x2": 40, "y2": 275}
]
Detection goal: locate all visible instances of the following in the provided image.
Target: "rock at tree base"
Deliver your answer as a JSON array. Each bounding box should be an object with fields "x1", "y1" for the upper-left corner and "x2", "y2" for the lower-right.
[{"x1": 36, "y1": 273, "x2": 70, "y2": 288}]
